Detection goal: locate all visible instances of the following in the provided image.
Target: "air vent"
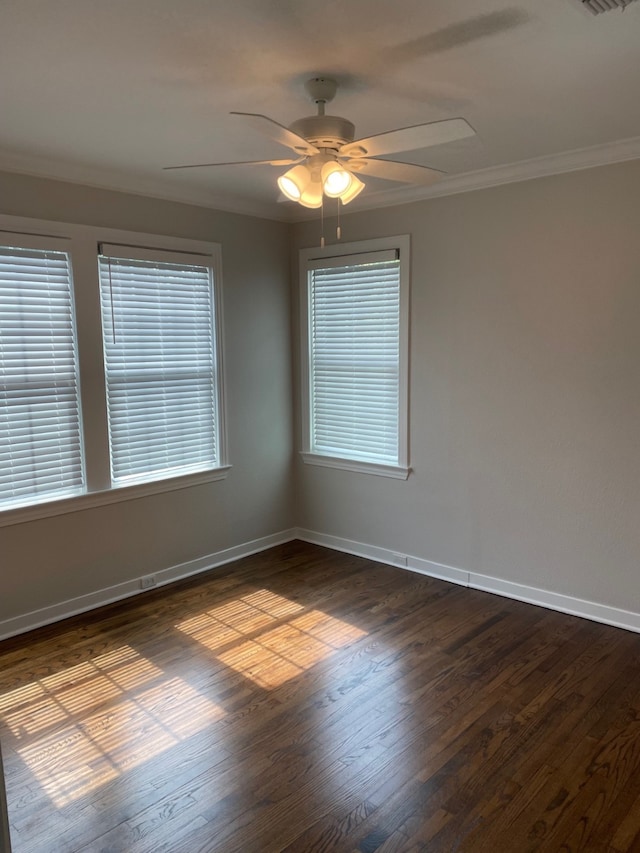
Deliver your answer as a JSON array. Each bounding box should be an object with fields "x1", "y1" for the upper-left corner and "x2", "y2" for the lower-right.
[{"x1": 581, "y1": 0, "x2": 637, "y2": 13}]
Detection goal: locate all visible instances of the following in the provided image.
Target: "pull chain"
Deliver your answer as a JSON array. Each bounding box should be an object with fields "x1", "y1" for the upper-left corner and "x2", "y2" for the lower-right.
[
  {"x1": 320, "y1": 196, "x2": 325, "y2": 248},
  {"x1": 337, "y1": 197, "x2": 342, "y2": 241}
]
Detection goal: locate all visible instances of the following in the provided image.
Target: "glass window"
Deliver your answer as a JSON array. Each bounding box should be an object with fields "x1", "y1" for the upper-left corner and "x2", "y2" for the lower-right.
[
  {"x1": 300, "y1": 237, "x2": 410, "y2": 479},
  {"x1": 98, "y1": 246, "x2": 222, "y2": 485},
  {"x1": 0, "y1": 240, "x2": 84, "y2": 508}
]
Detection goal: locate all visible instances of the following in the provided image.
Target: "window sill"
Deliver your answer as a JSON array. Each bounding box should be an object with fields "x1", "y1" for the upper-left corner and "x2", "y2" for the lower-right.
[
  {"x1": 300, "y1": 452, "x2": 410, "y2": 480},
  {"x1": 0, "y1": 466, "x2": 232, "y2": 528}
]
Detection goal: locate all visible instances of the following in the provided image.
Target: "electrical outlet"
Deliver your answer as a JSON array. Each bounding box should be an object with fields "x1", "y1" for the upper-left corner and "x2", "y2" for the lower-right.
[{"x1": 140, "y1": 574, "x2": 157, "y2": 590}]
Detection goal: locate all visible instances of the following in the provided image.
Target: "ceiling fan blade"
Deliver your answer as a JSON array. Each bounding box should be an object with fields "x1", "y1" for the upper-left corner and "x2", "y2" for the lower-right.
[
  {"x1": 340, "y1": 118, "x2": 475, "y2": 159},
  {"x1": 348, "y1": 158, "x2": 444, "y2": 185},
  {"x1": 230, "y1": 112, "x2": 319, "y2": 156},
  {"x1": 163, "y1": 157, "x2": 302, "y2": 171}
]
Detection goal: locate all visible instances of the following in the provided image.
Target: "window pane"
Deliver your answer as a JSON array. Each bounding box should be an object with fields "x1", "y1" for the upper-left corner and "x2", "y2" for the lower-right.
[
  {"x1": 0, "y1": 245, "x2": 84, "y2": 508},
  {"x1": 99, "y1": 255, "x2": 218, "y2": 485},
  {"x1": 309, "y1": 258, "x2": 400, "y2": 465}
]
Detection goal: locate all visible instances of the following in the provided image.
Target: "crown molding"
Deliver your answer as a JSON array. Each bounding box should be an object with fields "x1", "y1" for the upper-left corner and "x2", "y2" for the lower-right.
[
  {"x1": 0, "y1": 148, "x2": 289, "y2": 222},
  {"x1": 328, "y1": 134, "x2": 640, "y2": 217},
  {"x1": 2, "y1": 135, "x2": 640, "y2": 224}
]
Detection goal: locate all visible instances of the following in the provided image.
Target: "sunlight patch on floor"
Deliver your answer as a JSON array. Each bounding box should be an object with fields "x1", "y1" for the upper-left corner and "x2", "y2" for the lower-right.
[
  {"x1": 1, "y1": 590, "x2": 368, "y2": 809},
  {"x1": 1, "y1": 644, "x2": 224, "y2": 807},
  {"x1": 176, "y1": 588, "x2": 305, "y2": 653},
  {"x1": 176, "y1": 590, "x2": 367, "y2": 689}
]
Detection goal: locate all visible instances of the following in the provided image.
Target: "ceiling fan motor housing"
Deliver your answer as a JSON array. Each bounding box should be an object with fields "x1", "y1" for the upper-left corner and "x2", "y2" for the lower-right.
[{"x1": 289, "y1": 115, "x2": 355, "y2": 152}]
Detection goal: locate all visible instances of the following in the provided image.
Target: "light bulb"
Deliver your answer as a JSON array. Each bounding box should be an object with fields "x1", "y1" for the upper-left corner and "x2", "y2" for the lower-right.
[
  {"x1": 321, "y1": 161, "x2": 352, "y2": 198},
  {"x1": 278, "y1": 175, "x2": 301, "y2": 200}
]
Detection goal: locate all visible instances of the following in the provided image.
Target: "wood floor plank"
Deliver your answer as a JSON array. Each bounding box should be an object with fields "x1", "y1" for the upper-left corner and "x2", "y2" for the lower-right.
[{"x1": 2, "y1": 541, "x2": 640, "y2": 852}]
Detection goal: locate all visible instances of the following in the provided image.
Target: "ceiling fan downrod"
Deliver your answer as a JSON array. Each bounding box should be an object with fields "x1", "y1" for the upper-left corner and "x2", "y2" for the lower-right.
[{"x1": 304, "y1": 77, "x2": 338, "y2": 117}]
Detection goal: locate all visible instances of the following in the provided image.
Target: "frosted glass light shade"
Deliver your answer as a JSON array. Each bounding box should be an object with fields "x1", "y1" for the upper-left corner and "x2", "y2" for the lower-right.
[
  {"x1": 339, "y1": 173, "x2": 365, "y2": 204},
  {"x1": 299, "y1": 180, "x2": 323, "y2": 209},
  {"x1": 277, "y1": 164, "x2": 311, "y2": 201},
  {"x1": 321, "y1": 161, "x2": 352, "y2": 198}
]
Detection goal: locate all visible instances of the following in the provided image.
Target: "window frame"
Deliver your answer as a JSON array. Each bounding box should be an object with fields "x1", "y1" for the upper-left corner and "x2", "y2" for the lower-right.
[
  {"x1": 97, "y1": 243, "x2": 224, "y2": 487},
  {"x1": 0, "y1": 214, "x2": 229, "y2": 528},
  {"x1": 0, "y1": 233, "x2": 85, "y2": 509},
  {"x1": 299, "y1": 235, "x2": 410, "y2": 480}
]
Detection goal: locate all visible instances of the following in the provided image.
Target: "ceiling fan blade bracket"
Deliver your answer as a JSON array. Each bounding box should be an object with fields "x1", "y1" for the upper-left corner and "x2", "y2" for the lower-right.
[{"x1": 230, "y1": 111, "x2": 320, "y2": 156}]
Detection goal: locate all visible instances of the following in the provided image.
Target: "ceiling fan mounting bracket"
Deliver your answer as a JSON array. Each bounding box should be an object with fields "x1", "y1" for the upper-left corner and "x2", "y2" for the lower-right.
[{"x1": 304, "y1": 77, "x2": 338, "y2": 107}]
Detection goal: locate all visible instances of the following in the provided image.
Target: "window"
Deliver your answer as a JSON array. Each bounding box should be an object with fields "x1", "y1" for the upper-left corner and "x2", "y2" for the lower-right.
[
  {"x1": 0, "y1": 216, "x2": 228, "y2": 525},
  {"x1": 98, "y1": 245, "x2": 222, "y2": 485},
  {"x1": 300, "y1": 236, "x2": 410, "y2": 479},
  {"x1": 0, "y1": 236, "x2": 84, "y2": 509}
]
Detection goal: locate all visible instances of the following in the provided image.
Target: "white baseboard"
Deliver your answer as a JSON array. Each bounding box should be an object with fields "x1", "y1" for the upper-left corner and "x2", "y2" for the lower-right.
[
  {"x1": 0, "y1": 529, "x2": 298, "y2": 642},
  {"x1": 4, "y1": 527, "x2": 639, "y2": 642},
  {"x1": 294, "y1": 527, "x2": 469, "y2": 586},
  {"x1": 294, "y1": 527, "x2": 640, "y2": 634},
  {"x1": 467, "y1": 572, "x2": 640, "y2": 633}
]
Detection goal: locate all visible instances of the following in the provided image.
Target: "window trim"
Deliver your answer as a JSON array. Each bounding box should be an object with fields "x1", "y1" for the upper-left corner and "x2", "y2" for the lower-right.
[
  {"x1": 0, "y1": 214, "x2": 230, "y2": 527},
  {"x1": 0, "y1": 466, "x2": 232, "y2": 528},
  {"x1": 299, "y1": 235, "x2": 411, "y2": 479}
]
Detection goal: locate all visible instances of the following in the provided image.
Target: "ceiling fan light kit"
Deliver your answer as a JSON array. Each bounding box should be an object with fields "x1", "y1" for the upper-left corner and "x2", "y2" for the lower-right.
[{"x1": 278, "y1": 148, "x2": 365, "y2": 206}]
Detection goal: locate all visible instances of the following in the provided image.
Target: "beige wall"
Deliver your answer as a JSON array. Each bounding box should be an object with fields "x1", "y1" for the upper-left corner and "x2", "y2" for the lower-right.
[
  {"x1": 0, "y1": 172, "x2": 294, "y2": 623},
  {"x1": 292, "y1": 160, "x2": 640, "y2": 612},
  {"x1": 2, "y1": 158, "x2": 640, "y2": 629}
]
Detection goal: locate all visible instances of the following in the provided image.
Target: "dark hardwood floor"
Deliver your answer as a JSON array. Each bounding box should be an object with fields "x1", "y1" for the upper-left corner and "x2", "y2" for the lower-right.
[{"x1": 1, "y1": 541, "x2": 640, "y2": 852}]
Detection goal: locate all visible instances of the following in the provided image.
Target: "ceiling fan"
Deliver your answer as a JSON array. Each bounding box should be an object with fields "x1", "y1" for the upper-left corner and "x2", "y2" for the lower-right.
[{"x1": 164, "y1": 76, "x2": 476, "y2": 208}]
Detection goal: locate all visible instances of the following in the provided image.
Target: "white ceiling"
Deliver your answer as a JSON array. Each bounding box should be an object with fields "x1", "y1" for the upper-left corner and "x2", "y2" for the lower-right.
[{"x1": 1, "y1": 0, "x2": 639, "y2": 221}]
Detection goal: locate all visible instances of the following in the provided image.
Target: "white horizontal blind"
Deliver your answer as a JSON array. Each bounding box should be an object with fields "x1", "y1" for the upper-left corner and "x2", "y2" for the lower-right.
[
  {"x1": 308, "y1": 253, "x2": 400, "y2": 464},
  {"x1": 0, "y1": 244, "x2": 84, "y2": 508},
  {"x1": 98, "y1": 251, "x2": 218, "y2": 484}
]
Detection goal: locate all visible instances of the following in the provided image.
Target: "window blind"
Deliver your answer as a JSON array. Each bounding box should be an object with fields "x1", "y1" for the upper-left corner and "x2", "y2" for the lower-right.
[
  {"x1": 98, "y1": 250, "x2": 218, "y2": 484},
  {"x1": 308, "y1": 253, "x2": 400, "y2": 465},
  {"x1": 0, "y1": 244, "x2": 84, "y2": 508}
]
